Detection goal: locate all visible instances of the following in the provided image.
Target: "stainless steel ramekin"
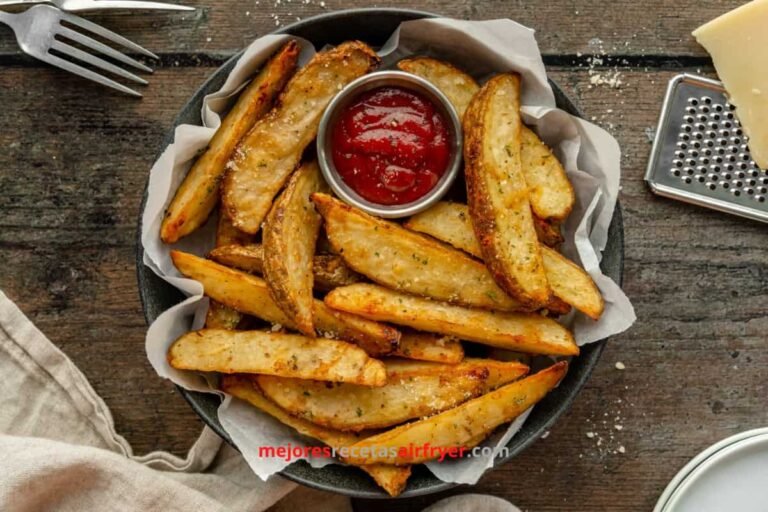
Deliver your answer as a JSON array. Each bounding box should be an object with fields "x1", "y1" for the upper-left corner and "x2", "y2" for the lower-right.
[{"x1": 316, "y1": 70, "x2": 463, "y2": 218}]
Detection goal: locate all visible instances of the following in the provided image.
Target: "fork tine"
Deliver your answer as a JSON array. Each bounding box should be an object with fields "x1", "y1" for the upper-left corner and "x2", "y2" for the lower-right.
[
  {"x1": 51, "y1": 40, "x2": 148, "y2": 85},
  {"x1": 57, "y1": 26, "x2": 153, "y2": 73},
  {"x1": 41, "y1": 53, "x2": 141, "y2": 97},
  {"x1": 59, "y1": 11, "x2": 158, "y2": 59}
]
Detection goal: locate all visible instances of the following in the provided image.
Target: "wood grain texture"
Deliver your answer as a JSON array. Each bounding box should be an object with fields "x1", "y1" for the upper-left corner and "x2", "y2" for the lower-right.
[
  {"x1": 0, "y1": 1, "x2": 751, "y2": 59},
  {"x1": 0, "y1": 4, "x2": 766, "y2": 510}
]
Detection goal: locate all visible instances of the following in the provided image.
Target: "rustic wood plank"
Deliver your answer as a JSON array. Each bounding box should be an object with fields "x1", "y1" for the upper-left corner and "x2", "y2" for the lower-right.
[
  {"x1": 1, "y1": 62, "x2": 766, "y2": 511},
  {"x1": 0, "y1": 0, "x2": 748, "y2": 59}
]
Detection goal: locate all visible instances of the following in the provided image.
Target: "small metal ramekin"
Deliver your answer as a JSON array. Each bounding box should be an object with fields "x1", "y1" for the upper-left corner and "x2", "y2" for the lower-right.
[{"x1": 316, "y1": 70, "x2": 463, "y2": 218}]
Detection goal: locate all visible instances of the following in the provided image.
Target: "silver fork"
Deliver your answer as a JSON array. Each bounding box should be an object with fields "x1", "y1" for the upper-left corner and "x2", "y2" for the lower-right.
[
  {"x1": 0, "y1": 0, "x2": 193, "y2": 12},
  {"x1": 0, "y1": 4, "x2": 158, "y2": 96}
]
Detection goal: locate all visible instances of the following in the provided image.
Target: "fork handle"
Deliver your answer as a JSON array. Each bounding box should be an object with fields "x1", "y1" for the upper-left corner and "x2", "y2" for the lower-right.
[{"x1": 0, "y1": 0, "x2": 42, "y2": 8}]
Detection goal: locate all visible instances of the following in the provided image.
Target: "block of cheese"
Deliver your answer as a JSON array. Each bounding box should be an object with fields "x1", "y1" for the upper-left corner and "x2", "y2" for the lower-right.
[{"x1": 693, "y1": 0, "x2": 768, "y2": 169}]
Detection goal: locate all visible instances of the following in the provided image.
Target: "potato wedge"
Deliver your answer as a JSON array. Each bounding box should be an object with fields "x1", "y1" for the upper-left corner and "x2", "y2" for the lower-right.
[
  {"x1": 533, "y1": 216, "x2": 564, "y2": 248},
  {"x1": 396, "y1": 57, "x2": 479, "y2": 119},
  {"x1": 215, "y1": 206, "x2": 254, "y2": 248},
  {"x1": 209, "y1": 244, "x2": 362, "y2": 292},
  {"x1": 405, "y1": 203, "x2": 603, "y2": 319},
  {"x1": 464, "y1": 73, "x2": 551, "y2": 307},
  {"x1": 325, "y1": 284, "x2": 578, "y2": 356},
  {"x1": 160, "y1": 41, "x2": 299, "y2": 243},
  {"x1": 204, "y1": 302, "x2": 243, "y2": 330},
  {"x1": 222, "y1": 41, "x2": 380, "y2": 234},
  {"x1": 257, "y1": 358, "x2": 528, "y2": 431},
  {"x1": 220, "y1": 375, "x2": 411, "y2": 496},
  {"x1": 520, "y1": 126, "x2": 575, "y2": 221},
  {"x1": 171, "y1": 251, "x2": 400, "y2": 355},
  {"x1": 168, "y1": 329, "x2": 386, "y2": 386},
  {"x1": 206, "y1": 207, "x2": 255, "y2": 329},
  {"x1": 312, "y1": 193, "x2": 528, "y2": 312},
  {"x1": 344, "y1": 361, "x2": 568, "y2": 465},
  {"x1": 262, "y1": 161, "x2": 328, "y2": 335},
  {"x1": 392, "y1": 332, "x2": 464, "y2": 363}
]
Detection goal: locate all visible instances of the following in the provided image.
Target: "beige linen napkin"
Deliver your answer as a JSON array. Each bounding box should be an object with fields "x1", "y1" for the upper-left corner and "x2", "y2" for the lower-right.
[
  {"x1": 0, "y1": 290, "x2": 350, "y2": 512},
  {"x1": 0, "y1": 289, "x2": 520, "y2": 512}
]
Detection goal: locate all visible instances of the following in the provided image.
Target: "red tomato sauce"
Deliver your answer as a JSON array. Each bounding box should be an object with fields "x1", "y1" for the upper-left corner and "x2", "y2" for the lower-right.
[{"x1": 331, "y1": 86, "x2": 451, "y2": 205}]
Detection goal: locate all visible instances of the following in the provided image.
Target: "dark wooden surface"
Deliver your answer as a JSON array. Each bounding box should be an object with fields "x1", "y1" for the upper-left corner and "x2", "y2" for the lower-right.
[{"x1": 1, "y1": 2, "x2": 766, "y2": 511}]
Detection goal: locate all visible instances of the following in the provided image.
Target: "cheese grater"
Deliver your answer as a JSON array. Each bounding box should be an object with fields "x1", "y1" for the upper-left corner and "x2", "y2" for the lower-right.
[{"x1": 645, "y1": 73, "x2": 768, "y2": 223}]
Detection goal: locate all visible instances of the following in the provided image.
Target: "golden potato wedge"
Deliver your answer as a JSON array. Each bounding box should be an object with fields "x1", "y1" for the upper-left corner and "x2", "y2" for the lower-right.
[
  {"x1": 206, "y1": 207, "x2": 255, "y2": 329},
  {"x1": 204, "y1": 302, "x2": 243, "y2": 330},
  {"x1": 171, "y1": 251, "x2": 400, "y2": 355},
  {"x1": 520, "y1": 126, "x2": 575, "y2": 221},
  {"x1": 215, "y1": 206, "x2": 254, "y2": 248},
  {"x1": 168, "y1": 329, "x2": 386, "y2": 386},
  {"x1": 257, "y1": 358, "x2": 528, "y2": 432},
  {"x1": 222, "y1": 41, "x2": 380, "y2": 234},
  {"x1": 404, "y1": 203, "x2": 603, "y2": 319},
  {"x1": 160, "y1": 41, "x2": 299, "y2": 243},
  {"x1": 533, "y1": 216, "x2": 564, "y2": 248},
  {"x1": 325, "y1": 284, "x2": 578, "y2": 356},
  {"x1": 392, "y1": 332, "x2": 464, "y2": 363},
  {"x1": 464, "y1": 73, "x2": 551, "y2": 307},
  {"x1": 209, "y1": 244, "x2": 362, "y2": 292},
  {"x1": 396, "y1": 57, "x2": 479, "y2": 119},
  {"x1": 344, "y1": 361, "x2": 568, "y2": 465},
  {"x1": 220, "y1": 375, "x2": 411, "y2": 496},
  {"x1": 312, "y1": 193, "x2": 528, "y2": 312},
  {"x1": 262, "y1": 161, "x2": 328, "y2": 335}
]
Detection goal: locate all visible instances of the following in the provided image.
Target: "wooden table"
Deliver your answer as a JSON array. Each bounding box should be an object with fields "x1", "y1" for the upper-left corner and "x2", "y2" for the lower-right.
[{"x1": 1, "y1": 2, "x2": 765, "y2": 510}]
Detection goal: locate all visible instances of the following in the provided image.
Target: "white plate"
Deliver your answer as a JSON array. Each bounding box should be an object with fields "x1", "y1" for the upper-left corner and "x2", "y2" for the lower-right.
[{"x1": 655, "y1": 428, "x2": 768, "y2": 512}]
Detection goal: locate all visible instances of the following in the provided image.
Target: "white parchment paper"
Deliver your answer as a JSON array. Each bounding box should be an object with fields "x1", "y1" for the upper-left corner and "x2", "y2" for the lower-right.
[{"x1": 141, "y1": 18, "x2": 636, "y2": 485}]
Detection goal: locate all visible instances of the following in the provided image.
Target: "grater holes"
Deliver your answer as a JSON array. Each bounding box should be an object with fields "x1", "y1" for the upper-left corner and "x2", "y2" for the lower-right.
[
  {"x1": 698, "y1": 114, "x2": 708, "y2": 122},
  {"x1": 709, "y1": 183, "x2": 717, "y2": 190},
  {"x1": 733, "y1": 190, "x2": 741, "y2": 197},
  {"x1": 684, "y1": 177, "x2": 693, "y2": 184},
  {"x1": 703, "y1": 96, "x2": 712, "y2": 105},
  {"x1": 685, "y1": 115, "x2": 695, "y2": 123},
  {"x1": 759, "y1": 196, "x2": 766, "y2": 203},
  {"x1": 689, "y1": 98, "x2": 699, "y2": 106},
  {"x1": 747, "y1": 188, "x2": 755, "y2": 195},
  {"x1": 715, "y1": 104, "x2": 724, "y2": 112}
]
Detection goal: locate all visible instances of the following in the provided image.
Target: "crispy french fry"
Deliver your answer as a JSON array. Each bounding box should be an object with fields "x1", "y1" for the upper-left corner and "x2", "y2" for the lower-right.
[
  {"x1": 171, "y1": 251, "x2": 399, "y2": 355},
  {"x1": 312, "y1": 193, "x2": 529, "y2": 312},
  {"x1": 222, "y1": 41, "x2": 380, "y2": 234},
  {"x1": 344, "y1": 362, "x2": 568, "y2": 465},
  {"x1": 263, "y1": 161, "x2": 328, "y2": 335},
  {"x1": 257, "y1": 358, "x2": 527, "y2": 432},
  {"x1": 209, "y1": 244, "x2": 362, "y2": 292},
  {"x1": 464, "y1": 73, "x2": 551, "y2": 307},
  {"x1": 396, "y1": 57, "x2": 479, "y2": 119},
  {"x1": 325, "y1": 284, "x2": 578, "y2": 356},
  {"x1": 169, "y1": 329, "x2": 386, "y2": 386},
  {"x1": 161, "y1": 41, "x2": 299, "y2": 243},
  {"x1": 392, "y1": 332, "x2": 464, "y2": 363},
  {"x1": 221, "y1": 375, "x2": 411, "y2": 496},
  {"x1": 520, "y1": 126, "x2": 575, "y2": 221},
  {"x1": 405, "y1": 203, "x2": 603, "y2": 319}
]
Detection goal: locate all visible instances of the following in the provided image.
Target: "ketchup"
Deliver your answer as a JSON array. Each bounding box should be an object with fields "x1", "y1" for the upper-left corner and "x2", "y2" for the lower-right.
[{"x1": 331, "y1": 86, "x2": 451, "y2": 205}]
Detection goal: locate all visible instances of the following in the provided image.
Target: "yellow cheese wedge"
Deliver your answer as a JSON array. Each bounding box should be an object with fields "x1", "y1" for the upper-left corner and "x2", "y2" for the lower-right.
[{"x1": 693, "y1": 0, "x2": 768, "y2": 169}]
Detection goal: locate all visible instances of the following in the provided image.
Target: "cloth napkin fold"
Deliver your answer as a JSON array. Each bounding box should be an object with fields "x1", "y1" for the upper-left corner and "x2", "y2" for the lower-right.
[{"x1": 0, "y1": 289, "x2": 521, "y2": 512}]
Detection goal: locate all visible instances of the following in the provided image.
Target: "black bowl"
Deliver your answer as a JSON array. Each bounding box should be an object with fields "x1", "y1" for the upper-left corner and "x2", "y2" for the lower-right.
[{"x1": 136, "y1": 8, "x2": 624, "y2": 499}]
